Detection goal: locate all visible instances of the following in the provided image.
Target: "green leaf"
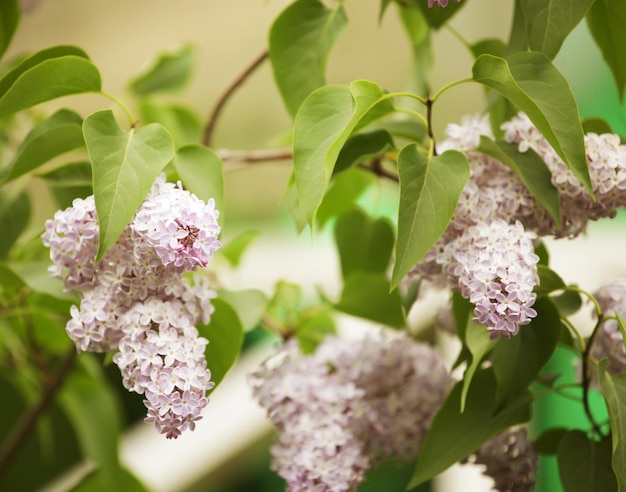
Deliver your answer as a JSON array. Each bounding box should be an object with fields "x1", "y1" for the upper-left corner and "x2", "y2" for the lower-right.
[
  {"x1": 174, "y1": 144, "x2": 224, "y2": 214},
  {"x1": 269, "y1": 0, "x2": 348, "y2": 118},
  {"x1": 129, "y1": 44, "x2": 194, "y2": 96},
  {"x1": 296, "y1": 310, "x2": 336, "y2": 354},
  {"x1": 557, "y1": 430, "x2": 617, "y2": 492},
  {"x1": 8, "y1": 261, "x2": 76, "y2": 300},
  {"x1": 477, "y1": 136, "x2": 561, "y2": 226},
  {"x1": 598, "y1": 359, "x2": 626, "y2": 490},
  {"x1": 0, "y1": 190, "x2": 30, "y2": 259},
  {"x1": 198, "y1": 298, "x2": 244, "y2": 388},
  {"x1": 391, "y1": 146, "x2": 469, "y2": 290},
  {"x1": 70, "y1": 467, "x2": 149, "y2": 492},
  {"x1": 521, "y1": 0, "x2": 595, "y2": 60},
  {"x1": 316, "y1": 168, "x2": 376, "y2": 229},
  {"x1": 334, "y1": 208, "x2": 394, "y2": 279},
  {"x1": 535, "y1": 264, "x2": 566, "y2": 295},
  {"x1": 378, "y1": 0, "x2": 394, "y2": 23},
  {"x1": 471, "y1": 38, "x2": 507, "y2": 59},
  {"x1": 533, "y1": 427, "x2": 568, "y2": 455},
  {"x1": 582, "y1": 117, "x2": 613, "y2": 135},
  {"x1": 219, "y1": 230, "x2": 259, "y2": 267},
  {"x1": 0, "y1": 47, "x2": 101, "y2": 117},
  {"x1": 586, "y1": 0, "x2": 626, "y2": 102},
  {"x1": 2, "y1": 109, "x2": 84, "y2": 183},
  {"x1": 336, "y1": 272, "x2": 405, "y2": 328},
  {"x1": 83, "y1": 110, "x2": 175, "y2": 261},
  {"x1": 491, "y1": 297, "x2": 561, "y2": 405},
  {"x1": 412, "y1": 0, "x2": 466, "y2": 29},
  {"x1": 460, "y1": 321, "x2": 497, "y2": 412},
  {"x1": 0, "y1": 0, "x2": 19, "y2": 60},
  {"x1": 407, "y1": 369, "x2": 532, "y2": 489},
  {"x1": 333, "y1": 129, "x2": 395, "y2": 175},
  {"x1": 59, "y1": 360, "x2": 122, "y2": 492},
  {"x1": 138, "y1": 100, "x2": 202, "y2": 147},
  {"x1": 472, "y1": 52, "x2": 591, "y2": 196},
  {"x1": 216, "y1": 288, "x2": 268, "y2": 332},
  {"x1": 38, "y1": 161, "x2": 93, "y2": 209},
  {"x1": 508, "y1": 0, "x2": 529, "y2": 54},
  {"x1": 293, "y1": 80, "x2": 395, "y2": 224}
]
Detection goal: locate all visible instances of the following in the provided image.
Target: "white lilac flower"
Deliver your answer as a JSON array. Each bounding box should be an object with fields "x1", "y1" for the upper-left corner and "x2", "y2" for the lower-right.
[
  {"x1": 250, "y1": 332, "x2": 452, "y2": 491},
  {"x1": 590, "y1": 279, "x2": 626, "y2": 375}
]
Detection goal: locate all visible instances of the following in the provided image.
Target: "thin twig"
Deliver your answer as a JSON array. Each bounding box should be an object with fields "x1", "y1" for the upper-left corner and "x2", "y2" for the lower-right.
[
  {"x1": 581, "y1": 319, "x2": 607, "y2": 439},
  {"x1": 0, "y1": 346, "x2": 77, "y2": 479},
  {"x1": 426, "y1": 96, "x2": 436, "y2": 156},
  {"x1": 217, "y1": 147, "x2": 293, "y2": 163},
  {"x1": 203, "y1": 49, "x2": 269, "y2": 147}
]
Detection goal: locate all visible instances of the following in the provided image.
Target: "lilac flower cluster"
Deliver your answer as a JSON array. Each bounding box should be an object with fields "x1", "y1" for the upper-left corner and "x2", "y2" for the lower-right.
[
  {"x1": 415, "y1": 113, "x2": 626, "y2": 337},
  {"x1": 250, "y1": 332, "x2": 452, "y2": 492},
  {"x1": 42, "y1": 174, "x2": 221, "y2": 438},
  {"x1": 466, "y1": 428, "x2": 538, "y2": 492},
  {"x1": 589, "y1": 279, "x2": 626, "y2": 376}
]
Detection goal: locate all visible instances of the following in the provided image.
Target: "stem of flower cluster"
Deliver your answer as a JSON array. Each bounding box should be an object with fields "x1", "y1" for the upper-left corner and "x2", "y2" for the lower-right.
[{"x1": 581, "y1": 317, "x2": 607, "y2": 439}]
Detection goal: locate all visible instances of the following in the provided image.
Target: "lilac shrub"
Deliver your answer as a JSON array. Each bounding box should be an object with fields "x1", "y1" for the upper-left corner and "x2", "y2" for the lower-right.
[{"x1": 42, "y1": 174, "x2": 221, "y2": 438}]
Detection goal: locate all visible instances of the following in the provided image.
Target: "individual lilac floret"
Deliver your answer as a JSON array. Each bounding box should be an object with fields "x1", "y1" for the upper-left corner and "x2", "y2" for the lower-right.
[
  {"x1": 589, "y1": 279, "x2": 626, "y2": 376},
  {"x1": 113, "y1": 298, "x2": 213, "y2": 439},
  {"x1": 466, "y1": 428, "x2": 538, "y2": 492},
  {"x1": 250, "y1": 332, "x2": 452, "y2": 491},
  {"x1": 133, "y1": 175, "x2": 221, "y2": 274}
]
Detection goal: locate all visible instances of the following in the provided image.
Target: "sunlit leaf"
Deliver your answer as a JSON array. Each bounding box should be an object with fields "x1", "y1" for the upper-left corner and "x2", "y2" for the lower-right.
[
  {"x1": 130, "y1": 44, "x2": 195, "y2": 96},
  {"x1": 473, "y1": 52, "x2": 591, "y2": 196},
  {"x1": 460, "y1": 321, "x2": 496, "y2": 412},
  {"x1": 391, "y1": 146, "x2": 469, "y2": 290},
  {"x1": 219, "y1": 230, "x2": 259, "y2": 267},
  {"x1": 83, "y1": 110, "x2": 175, "y2": 261},
  {"x1": 2, "y1": 109, "x2": 84, "y2": 183},
  {"x1": 8, "y1": 261, "x2": 76, "y2": 300},
  {"x1": 217, "y1": 288, "x2": 268, "y2": 332},
  {"x1": 138, "y1": 100, "x2": 202, "y2": 147},
  {"x1": 269, "y1": 0, "x2": 348, "y2": 117},
  {"x1": 174, "y1": 144, "x2": 224, "y2": 215},
  {"x1": 0, "y1": 0, "x2": 19, "y2": 60}
]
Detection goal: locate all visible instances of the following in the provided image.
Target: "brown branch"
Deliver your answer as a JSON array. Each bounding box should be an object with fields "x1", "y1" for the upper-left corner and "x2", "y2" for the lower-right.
[
  {"x1": 217, "y1": 147, "x2": 293, "y2": 163},
  {"x1": 0, "y1": 346, "x2": 77, "y2": 479},
  {"x1": 203, "y1": 49, "x2": 269, "y2": 147}
]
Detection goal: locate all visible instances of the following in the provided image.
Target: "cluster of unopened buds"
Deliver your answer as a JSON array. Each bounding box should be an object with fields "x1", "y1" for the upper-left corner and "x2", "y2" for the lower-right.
[
  {"x1": 42, "y1": 174, "x2": 221, "y2": 438},
  {"x1": 415, "y1": 112, "x2": 626, "y2": 338}
]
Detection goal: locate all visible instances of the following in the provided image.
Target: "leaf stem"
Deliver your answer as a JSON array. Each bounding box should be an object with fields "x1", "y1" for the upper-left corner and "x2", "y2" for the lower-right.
[
  {"x1": 430, "y1": 78, "x2": 474, "y2": 104},
  {"x1": 100, "y1": 90, "x2": 135, "y2": 128},
  {"x1": 581, "y1": 316, "x2": 608, "y2": 439},
  {"x1": 203, "y1": 49, "x2": 269, "y2": 147},
  {"x1": 0, "y1": 346, "x2": 77, "y2": 479}
]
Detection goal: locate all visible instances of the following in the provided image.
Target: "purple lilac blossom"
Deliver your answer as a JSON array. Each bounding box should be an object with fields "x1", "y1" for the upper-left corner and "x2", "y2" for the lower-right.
[
  {"x1": 250, "y1": 331, "x2": 452, "y2": 492},
  {"x1": 42, "y1": 173, "x2": 220, "y2": 438},
  {"x1": 589, "y1": 279, "x2": 626, "y2": 375}
]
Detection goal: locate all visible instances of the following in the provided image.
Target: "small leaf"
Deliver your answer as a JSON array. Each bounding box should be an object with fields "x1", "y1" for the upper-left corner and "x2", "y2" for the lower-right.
[
  {"x1": 582, "y1": 117, "x2": 613, "y2": 135},
  {"x1": 334, "y1": 208, "x2": 395, "y2": 278},
  {"x1": 219, "y1": 230, "x2": 259, "y2": 267},
  {"x1": 477, "y1": 136, "x2": 560, "y2": 226},
  {"x1": 174, "y1": 144, "x2": 224, "y2": 214},
  {"x1": 0, "y1": 190, "x2": 30, "y2": 259},
  {"x1": 2, "y1": 109, "x2": 84, "y2": 183},
  {"x1": 586, "y1": 0, "x2": 626, "y2": 102},
  {"x1": 0, "y1": 0, "x2": 19, "y2": 60},
  {"x1": 333, "y1": 130, "x2": 395, "y2": 175},
  {"x1": 472, "y1": 52, "x2": 591, "y2": 196},
  {"x1": 335, "y1": 272, "x2": 405, "y2": 328},
  {"x1": 269, "y1": 0, "x2": 348, "y2": 117},
  {"x1": 296, "y1": 310, "x2": 336, "y2": 354},
  {"x1": 138, "y1": 99, "x2": 202, "y2": 147},
  {"x1": 521, "y1": 0, "x2": 595, "y2": 60},
  {"x1": 198, "y1": 298, "x2": 244, "y2": 388},
  {"x1": 407, "y1": 369, "x2": 532, "y2": 489},
  {"x1": 293, "y1": 80, "x2": 395, "y2": 224},
  {"x1": 533, "y1": 427, "x2": 568, "y2": 455},
  {"x1": 461, "y1": 321, "x2": 497, "y2": 412},
  {"x1": 38, "y1": 161, "x2": 93, "y2": 209},
  {"x1": 130, "y1": 44, "x2": 194, "y2": 96},
  {"x1": 217, "y1": 288, "x2": 268, "y2": 332},
  {"x1": 471, "y1": 38, "x2": 507, "y2": 59},
  {"x1": 598, "y1": 358, "x2": 626, "y2": 490},
  {"x1": 83, "y1": 110, "x2": 175, "y2": 261},
  {"x1": 0, "y1": 47, "x2": 101, "y2": 117},
  {"x1": 391, "y1": 146, "x2": 469, "y2": 289},
  {"x1": 557, "y1": 429, "x2": 617, "y2": 492},
  {"x1": 535, "y1": 264, "x2": 566, "y2": 295},
  {"x1": 412, "y1": 0, "x2": 466, "y2": 29}
]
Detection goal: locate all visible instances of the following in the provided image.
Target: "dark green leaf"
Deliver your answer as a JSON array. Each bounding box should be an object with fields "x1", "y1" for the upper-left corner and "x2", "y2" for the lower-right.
[
  {"x1": 0, "y1": 48, "x2": 100, "y2": 117},
  {"x1": 216, "y1": 288, "x2": 268, "y2": 332},
  {"x1": 508, "y1": 0, "x2": 528, "y2": 54},
  {"x1": 472, "y1": 52, "x2": 591, "y2": 196},
  {"x1": 477, "y1": 136, "x2": 560, "y2": 226},
  {"x1": 598, "y1": 359, "x2": 626, "y2": 490},
  {"x1": 461, "y1": 321, "x2": 497, "y2": 412},
  {"x1": 334, "y1": 208, "x2": 395, "y2": 278},
  {"x1": 174, "y1": 144, "x2": 224, "y2": 214},
  {"x1": 2, "y1": 109, "x2": 84, "y2": 183},
  {"x1": 296, "y1": 310, "x2": 336, "y2": 354},
  {"x1": 0, "y1": 0, "x2": 19, "y2": 60},
  {"x1": 336, "y1": 272, "x2": 405, "y2": 328},
  {"x1": 533, "y1": 427, "x2": 568, "y2": 455},
  {"x1": 138, "y1": 100, "x2": 202, "y2": 147},
  {"x1": 452, "y1": 291, "x2": 472, "y2": 340},
  {"x1": 293, "y1": 80, "x2": 394, "y2": 224},
  {"x1": 198, "y1": 298, "x2": 244, "y2": 388},
  {"x1": 521, "y1": 0, "x2": 595, "y2": 60},
  {"x1": 551, "y1": 289, "x2": 582, "y2": 317},
  {"x1": 0, "y1": 190, "x2": 29, "y2": 259},
  {"x1": 535, "y1": 239, "x2": 550, "y2": 265},
  {"x1": 269, "y1": 0, "x2": 348, "y2": 117},
  {"x1": 407, "y1": 369, "x2": 532, "y2": 489},
  {"x1": 587, "y1": 0, "x2": 626, "y2": 102},
  {"x1": 492, "y1": 297, "x2": 561, "y2": 405},
  {"x1": 316, "y1": 168, "x2": 376, "y2": 229},
  {"x1": 535, "y1": 264, "x2": 566, "y2": 295},
  {"x1": 582, "y1": 117, "x2": 613, "y2": 135},
  {"x1": 219, "y1": 230, "x2": 259, "y2": 267},
  {"x1": 391, "y1": 146, "x2": 469, "y2": 289},
  {"x1": 333, "y1": 130, "x2": 395, "y2": 175},
  {"x1": 557, "y1": 430, "x2": 617, "y2": 492},
  {"x1": 83, "y1": 110, "x2": 175, "y2": 261},
  {"x1": 0, "y1": 262, "x2": 25, "y2": 290},
  {"x1": 412, "y1": 0, "x2": 466, "y2": 29},
  {"x1": 130, "y1": 44, "x2": 194, "y2": 96}
]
